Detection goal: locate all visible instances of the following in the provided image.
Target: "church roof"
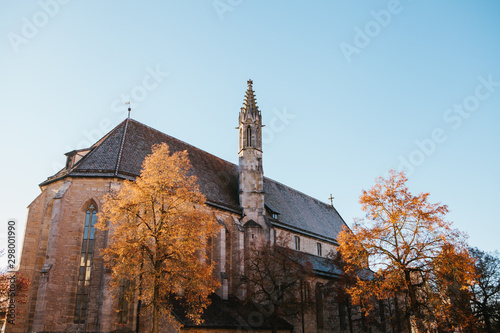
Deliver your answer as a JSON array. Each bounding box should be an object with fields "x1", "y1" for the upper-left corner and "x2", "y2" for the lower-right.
[
  {"x1": 265, "y1": 180, "x2": 346, "y2": 243},
  {"x1": 41, "y1": 118, "x2": 348, "y2": 242},
  {"x1": 43, "y1": 118, "x2": 241, "y2": 211}
]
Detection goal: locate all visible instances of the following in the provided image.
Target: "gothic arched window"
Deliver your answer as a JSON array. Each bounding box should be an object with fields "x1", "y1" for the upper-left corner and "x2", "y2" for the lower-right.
[
  {"x1": 74, "y1": 203, "x2": 97, "y2": 324},
  {"x1": 246, "y1": 126, "x2": 252, "y2": 147}
]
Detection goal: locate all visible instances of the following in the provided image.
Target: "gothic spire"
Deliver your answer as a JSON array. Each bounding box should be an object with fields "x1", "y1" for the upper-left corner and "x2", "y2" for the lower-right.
[{"x1": 241, "y1": 79, "x2": 259, "y2": 118}]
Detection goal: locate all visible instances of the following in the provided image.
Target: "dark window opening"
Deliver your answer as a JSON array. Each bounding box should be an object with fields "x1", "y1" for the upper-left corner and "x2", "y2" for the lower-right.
[
  {"x1": 74, "y1": 203, "x2": 96, "y2": 324},
  {"x1": 294, "y1": 236, "x2": 300, "y2": 251},
  {"x1": 246, "y1": 126, "x2": 252, "y2": 147},
  {"x1": 266, "y1": 207, "x2": 279, "y2": 220},
  {"x1": 225, "y1": 229, "x2": 231, "y2": 276},
  {"x1": 317, "y1": 242, "x2": 322, "y2": 256}
]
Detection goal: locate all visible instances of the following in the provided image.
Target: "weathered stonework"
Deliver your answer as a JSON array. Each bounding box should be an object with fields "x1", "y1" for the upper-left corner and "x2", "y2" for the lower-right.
[
  {"x1": 275, "y1": 228, "x2": 337, "y2": 258},
  {"x1": 12, "y1": 178, "x2": 123, "y2": 332},
  {"x1": 238, "y1": 80, "x2": 267, "y2": 239}
]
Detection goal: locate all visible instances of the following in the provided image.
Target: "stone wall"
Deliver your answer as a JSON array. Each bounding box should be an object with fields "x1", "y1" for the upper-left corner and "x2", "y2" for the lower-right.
[
  {"x1": 275, "y1": 228, "x2": 337, "y2": 258},
  {"x1": 7, "y1": 177, "x2": 130, "y2": 333}
]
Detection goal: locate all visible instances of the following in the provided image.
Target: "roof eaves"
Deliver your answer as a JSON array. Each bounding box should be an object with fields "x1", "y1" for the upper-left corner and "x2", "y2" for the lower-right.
[
  {"x1": 40, "y1": 174, "x2": 128, "y2": 187},
  {"x1": 64, "y1": 147, "x2": 91, "y2": 156},
  {"x1": 313, "y1": 269, "x2": 341, "y2": 279},
  {"x1": 206, "y1": 201, "x2": 242, "y2": 215}
]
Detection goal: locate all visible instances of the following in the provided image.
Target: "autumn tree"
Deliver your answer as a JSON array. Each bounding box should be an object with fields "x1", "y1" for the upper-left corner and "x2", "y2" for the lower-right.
[
  {"x1": 431, "y1": 243, "x2": 478, "y2": 331},
  {"x1": 0, "y1": 254, "x2": 31, "y2": 331},
  {"x1": 235, "y1": 236, "x2": 313, "y2": 332},
  {"x1": 469, "y1": 247, "x2": 500, "y2": 332},
  {"x1": 331, "y1": 251, "x2": 392, "y2": 333},
  {"x1": 97, "y1": 143, "x2": 220, "y2": 333},
  {"x1": 338, "y1": 170, "x2": 476, "y2": 333}
]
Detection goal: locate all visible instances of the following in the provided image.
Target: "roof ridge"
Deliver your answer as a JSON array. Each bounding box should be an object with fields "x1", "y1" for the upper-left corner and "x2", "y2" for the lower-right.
[
  {"x1": 127, "y1": 118, "x2": 240, "y2": 169},
  {"x1": 90, "y1": 118, "x2": 128, "y2": 149},
  {"x1": 115, "y1": 118, "x2": 130, "y2": 176},
  {"x1": 263, "y1": 175, "x2": 333, "y2": 208},
  {"x1": 69, "y1": 118, "x2": 128, "y2": 171},
  {"x1": 40, "y1": 119, "x2": 129, "y2": 185}
]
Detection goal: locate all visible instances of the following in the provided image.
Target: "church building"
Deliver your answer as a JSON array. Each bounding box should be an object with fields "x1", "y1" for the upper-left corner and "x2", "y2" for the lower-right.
[{"x1": 10, "y1": 81, "x2": 381, "y2": 333}]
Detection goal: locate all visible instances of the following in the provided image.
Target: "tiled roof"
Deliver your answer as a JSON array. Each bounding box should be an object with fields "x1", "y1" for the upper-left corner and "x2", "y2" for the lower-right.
[
  {"x1": 41, "y1": 118, "x2": 348, "y2": 241},
  {"x1": 264, "y1": 180, "x2": 347, "y2": 243},
  {"x1": 302, "y1": 252, "x2": 343, "y2": 278},
  {"x1": 42, "y1": 119, "x2": 240, "y2": 211},
  {"x1": 274, "y1": 246, "x2": 342, "y2": 278}
]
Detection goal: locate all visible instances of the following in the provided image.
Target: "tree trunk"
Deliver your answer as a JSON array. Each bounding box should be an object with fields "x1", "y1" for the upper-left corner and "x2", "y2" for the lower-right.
[
  {"x1": 152, "y1": 302, "x2": 159, "y2": 333},
  {"x1": 404, "y1": 270, "x2": 425, "y2": 333},
  {"x1": 483, "y1": 304, "x2": 492, "y2": 333},
  {"x1": 393, "y1": 296, "x2": 403, "y2": 333},
  {"x1": 135, "y1": 299, "x2": 141, "y2": 333},
  {"x1": 152, "y1": 276, "x2": 159, "y2": 333},
  {"x1": 136, "y1": 259, "x2": 143, "y2": 333},
  {"x1": 300, "y1": 279, "x2": 305, "y2": 333}
]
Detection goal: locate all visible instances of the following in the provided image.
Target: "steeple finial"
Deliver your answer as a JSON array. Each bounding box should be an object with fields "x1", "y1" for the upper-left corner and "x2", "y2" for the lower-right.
[{"x1": 242, "y1": 79, "x2": 259, "y2": 117}]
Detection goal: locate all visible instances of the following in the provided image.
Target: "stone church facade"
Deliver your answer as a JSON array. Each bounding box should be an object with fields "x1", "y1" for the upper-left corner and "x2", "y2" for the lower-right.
[{"x1": 10, "y1": 81, "x2": 389, "y2": 333}]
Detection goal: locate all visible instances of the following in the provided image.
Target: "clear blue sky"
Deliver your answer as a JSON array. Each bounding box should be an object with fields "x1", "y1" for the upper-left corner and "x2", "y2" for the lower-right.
[{"x1": 1, "y1": 1, "x2": 499, "y2": 267}]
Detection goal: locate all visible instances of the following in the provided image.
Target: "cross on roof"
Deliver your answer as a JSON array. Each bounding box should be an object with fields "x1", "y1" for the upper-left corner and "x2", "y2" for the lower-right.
[{"x1": 328, "y1": 194, "x2": 334, "y2": 206}]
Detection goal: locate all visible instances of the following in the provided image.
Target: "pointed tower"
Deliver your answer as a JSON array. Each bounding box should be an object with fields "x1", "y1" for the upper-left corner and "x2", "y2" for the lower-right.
[{"x1": 238, "y1": 80, "x2": 267, "y2": 237}]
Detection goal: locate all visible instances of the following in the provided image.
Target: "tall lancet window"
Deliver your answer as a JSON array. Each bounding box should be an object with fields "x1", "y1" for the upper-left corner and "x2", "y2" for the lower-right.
[
  {"x1": 246, "y1": 126, "x2": 252, "y2": 147},
  {"x1": 74, "y1": 203, "x2": 97, "y2": 324}
]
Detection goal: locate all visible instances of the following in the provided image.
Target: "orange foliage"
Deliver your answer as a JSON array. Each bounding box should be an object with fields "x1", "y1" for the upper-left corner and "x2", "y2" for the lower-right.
[
  {"x1": 338, "y1": 170, "x2": 477, "y2": 332},
  {"x1": 97, "y1": 143, "x2": 220, "y2": 333},
  {"x1": 1, "y1": 269, "x2": 30, "y2": 327}
]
